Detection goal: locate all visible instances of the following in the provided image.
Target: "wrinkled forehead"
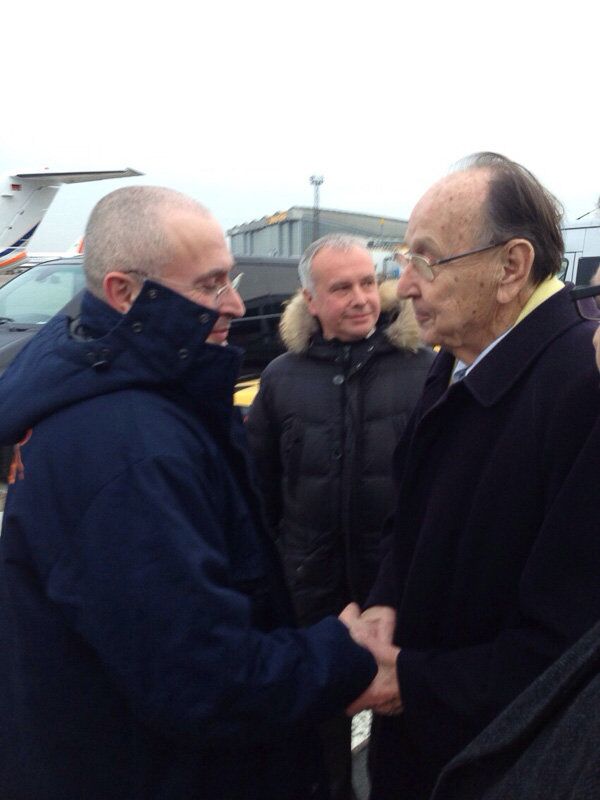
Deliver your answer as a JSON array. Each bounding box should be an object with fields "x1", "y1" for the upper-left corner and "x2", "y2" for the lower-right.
[{"x1": 407, "y1": 169, "x2": 491, "y2": 251}]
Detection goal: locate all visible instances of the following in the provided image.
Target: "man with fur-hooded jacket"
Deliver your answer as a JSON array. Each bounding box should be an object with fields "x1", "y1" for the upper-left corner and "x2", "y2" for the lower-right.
[{"x1": 246, "y1": 234, "x2": 433, "y2": 800}]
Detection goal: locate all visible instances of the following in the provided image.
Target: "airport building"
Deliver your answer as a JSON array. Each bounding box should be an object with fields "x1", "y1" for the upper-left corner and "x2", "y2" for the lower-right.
[{"x1": 227, "y1": 207, "x2": 408, "y2": 258}]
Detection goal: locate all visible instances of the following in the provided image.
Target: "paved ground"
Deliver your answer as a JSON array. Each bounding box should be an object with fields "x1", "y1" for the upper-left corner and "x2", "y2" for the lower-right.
[
  {"x1": 352, "y1": 711, "x2": 372, "y2": 798},
  {"x1": 351, "y1": 710, "x2": 371, "y2": 749},
  {"x1": 353, "y1": 742, "x2": 370, "y2": 799}
]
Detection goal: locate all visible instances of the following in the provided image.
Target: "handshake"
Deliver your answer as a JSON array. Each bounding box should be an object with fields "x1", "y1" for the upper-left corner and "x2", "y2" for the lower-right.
[{"x1": 339, "y1": 603, "x2": 403, "y2": 717}]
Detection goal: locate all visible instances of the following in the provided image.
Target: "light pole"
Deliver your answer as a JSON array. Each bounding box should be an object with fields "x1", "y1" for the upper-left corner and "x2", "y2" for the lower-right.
[{"x1": 310, "y1": 175, "x2": 324, "y2": 242}]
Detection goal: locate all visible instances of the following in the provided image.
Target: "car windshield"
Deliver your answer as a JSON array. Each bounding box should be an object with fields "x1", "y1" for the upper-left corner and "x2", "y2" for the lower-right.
[{"x1": 0, "y1": 263, "x2": 85, "y2": 325}]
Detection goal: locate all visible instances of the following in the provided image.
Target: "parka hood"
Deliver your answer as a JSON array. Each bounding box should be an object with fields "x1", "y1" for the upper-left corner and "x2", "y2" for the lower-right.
[
  {"x1": 279, "y1": 279, "x2": 424, "y2": 354},
  {"x1": 0, "y1": 283, "x2": 243, "y2": 445}
]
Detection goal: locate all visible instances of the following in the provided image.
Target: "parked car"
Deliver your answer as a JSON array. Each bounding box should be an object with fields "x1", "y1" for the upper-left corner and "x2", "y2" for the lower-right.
[
  {"x1": 0, "y1": 256, "x2": 294, "y2": 478},
  {"x1": 0, "y1": 257, "x2": 86, "y2": 375}
]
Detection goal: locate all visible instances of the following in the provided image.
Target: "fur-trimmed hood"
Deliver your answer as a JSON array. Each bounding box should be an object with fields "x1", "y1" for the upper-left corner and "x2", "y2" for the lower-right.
[{"x1": 279, "y1": 279, "x2": 424, "y2": 355}]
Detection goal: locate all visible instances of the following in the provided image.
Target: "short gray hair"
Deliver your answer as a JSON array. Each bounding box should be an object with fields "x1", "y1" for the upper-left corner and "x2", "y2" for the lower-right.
[
  {"x1": 83, "y1": 185, "x2": 209, "y2": 295},
  {"x1": 298, "y1": 233, "x2": 369, "y2": 290}
]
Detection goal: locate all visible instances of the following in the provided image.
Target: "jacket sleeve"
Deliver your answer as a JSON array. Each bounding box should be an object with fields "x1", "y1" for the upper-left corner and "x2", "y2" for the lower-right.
[
  {"x1": 47, "y1": 454, "x2": 376, "y2": 748},
  {"x1": 396, "y1": 411, "x2": 600, "y2": 770},
  {"x1": 245, "y1": 369, "x2": 284, "y2": 538}
]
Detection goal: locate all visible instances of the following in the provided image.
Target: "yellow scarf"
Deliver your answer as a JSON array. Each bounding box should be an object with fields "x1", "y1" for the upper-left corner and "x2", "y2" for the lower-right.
[{"x1": 514, "y1": 275, "x2": 564, "y2": 325}]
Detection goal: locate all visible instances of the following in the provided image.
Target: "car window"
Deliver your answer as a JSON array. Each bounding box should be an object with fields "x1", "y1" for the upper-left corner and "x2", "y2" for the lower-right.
[{"x1": 0, "y1": 264, "x2": 85, "y2": 324}]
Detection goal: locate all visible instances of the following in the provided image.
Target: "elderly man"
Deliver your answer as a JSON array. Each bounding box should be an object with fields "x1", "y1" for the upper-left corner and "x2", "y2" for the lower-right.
[
  {"x1": 347, "y1": 153, "x2": 600, "y2": 800},
  {"x1": 246, "y1": 233, "x2": 433, "y2": 799},
  {"x1": 0, "y1": 186, "x2": 400, "y2": 800}
]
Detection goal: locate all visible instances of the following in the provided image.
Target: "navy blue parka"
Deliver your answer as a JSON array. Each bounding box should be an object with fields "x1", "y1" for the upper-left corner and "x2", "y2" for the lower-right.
[{"x1": 0, "y1": 283, "x2": 376, "y2": 800}]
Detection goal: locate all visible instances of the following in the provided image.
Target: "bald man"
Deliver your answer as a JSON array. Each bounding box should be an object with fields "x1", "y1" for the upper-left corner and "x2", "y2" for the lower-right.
[{"x1": 0, "y1": 187, "x2": 399, "y2": 800}]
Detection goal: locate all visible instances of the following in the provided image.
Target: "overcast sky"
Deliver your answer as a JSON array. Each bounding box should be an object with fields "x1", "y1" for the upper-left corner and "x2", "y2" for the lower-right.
[{"x1": 3, "y1": 0, "x2": 599, "y2": 250}]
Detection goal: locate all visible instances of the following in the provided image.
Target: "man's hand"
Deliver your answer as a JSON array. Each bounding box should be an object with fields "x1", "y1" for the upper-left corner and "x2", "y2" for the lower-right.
[
  {"x1": 339, "y1": 603, "x2": 402, "y2": 716},
  {"x1": 345, "y1": 641, "x2": 402, "y2": 716},
  {"x1": 339, "y1": 602, "x2": 397, "y2": 648},
  {"x1": 358, "y1": 604, "x2": 397, "y2": 647}
]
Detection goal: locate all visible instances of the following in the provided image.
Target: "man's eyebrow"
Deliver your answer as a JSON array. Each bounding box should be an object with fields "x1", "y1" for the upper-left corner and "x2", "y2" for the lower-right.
[
  {"x1": 191, "y1": 267, "x2": 230, "y2": 284},
  {"x1": 329, "y1": 280, "x2": 351, "y2": 290},
  {"x1": 410, "y1": 235, "x2": 439, "y2": 254}
]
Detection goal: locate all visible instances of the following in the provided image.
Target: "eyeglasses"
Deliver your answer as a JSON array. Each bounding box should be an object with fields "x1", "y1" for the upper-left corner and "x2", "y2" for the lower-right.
[
  {"x1": 394, "y1": 241, "x2": 511, "y2": 282},
  {"x1": 124, "y1": 270, "x2": 243, "y2": 304},
  {"x1": 569, "y1": 284, "x2": 600, "y2": 321}
]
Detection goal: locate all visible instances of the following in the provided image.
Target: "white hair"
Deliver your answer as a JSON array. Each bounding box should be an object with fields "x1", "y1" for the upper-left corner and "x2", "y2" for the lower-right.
[{"x1": 298, "y1": 233, "x2": 369, "y2": 291}]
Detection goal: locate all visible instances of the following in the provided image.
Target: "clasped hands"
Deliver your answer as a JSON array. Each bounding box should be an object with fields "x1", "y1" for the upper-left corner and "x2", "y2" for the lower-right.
[{"x1": 339, "y1": 603, "x2": 403, "y2": 717}]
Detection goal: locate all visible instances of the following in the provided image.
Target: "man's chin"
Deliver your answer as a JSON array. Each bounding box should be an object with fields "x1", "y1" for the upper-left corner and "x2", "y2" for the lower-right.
[{"x1": 415, "y1": 318, "x2": 436, "y2": 342}]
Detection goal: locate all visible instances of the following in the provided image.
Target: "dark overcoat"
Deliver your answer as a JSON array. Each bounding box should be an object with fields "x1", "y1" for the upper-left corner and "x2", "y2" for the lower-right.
[
  {"x1": 431, "y1": 614, "x2": 600, "y2": 800},
  {"x1": 367, "y1": 287, "x2": 600, "y2": 800},
  {"x1": 247, "y1": 282, "x2": 434, "y2": 625},
  {"x1": 0, "y1": 286, "x2": 376, "y2": 800}
]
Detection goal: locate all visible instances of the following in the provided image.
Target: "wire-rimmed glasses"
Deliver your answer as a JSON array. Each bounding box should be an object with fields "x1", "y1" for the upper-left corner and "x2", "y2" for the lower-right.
[{"x1": 394, "y1": 241, "x2": 511, "y2": 282}]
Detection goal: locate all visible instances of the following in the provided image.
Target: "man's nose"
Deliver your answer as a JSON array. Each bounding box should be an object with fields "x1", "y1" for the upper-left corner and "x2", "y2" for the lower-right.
[
  {"x1": 351, "y1": 285, "x2": 368, "y2": 304},
  {"x1": 396, "y1": 264, "x2": 420, "y2": 299},
  {"x1": 218, "y1": 285, "x2": 246, "y2": 318}
]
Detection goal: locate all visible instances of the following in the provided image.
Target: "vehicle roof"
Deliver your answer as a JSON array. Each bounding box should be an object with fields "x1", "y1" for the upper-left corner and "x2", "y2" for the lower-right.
[{"x1": 30, "y1": 256, "x2": 84, "y2": 268}]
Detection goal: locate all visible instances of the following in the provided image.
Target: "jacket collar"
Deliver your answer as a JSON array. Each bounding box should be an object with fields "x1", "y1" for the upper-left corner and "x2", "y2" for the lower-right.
[
  {"x1": 425, "y1": 288, "x2": 587, "y2": 409},
  {"x1": 306, "y1": 326, "x2": 389, "y2": 374},
  {"x1": 78, "y1": 283, "x2": 244, "y2": 404}
]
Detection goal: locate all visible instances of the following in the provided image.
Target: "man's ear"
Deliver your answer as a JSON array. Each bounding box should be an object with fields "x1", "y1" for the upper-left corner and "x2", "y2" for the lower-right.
[
  {"x1": 302, "y1": 287, "x2": 318, "y2": 317},
  {"x1": 496, "y1": 239, "x2": 535, "y2": 305},
  {"x1": 103, "y1": 272, "x2": 142, "y2": 314}
]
